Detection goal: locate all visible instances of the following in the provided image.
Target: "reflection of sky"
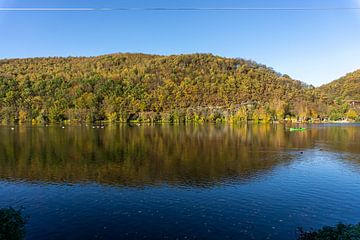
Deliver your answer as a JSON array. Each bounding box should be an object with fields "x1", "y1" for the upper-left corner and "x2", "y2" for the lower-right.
[
  {"x1": 0, "y1": 125, "x2": 359, "y2": 239},
  {"x1": 1, "y1": 150, "x2": 360, "y2": 240}
]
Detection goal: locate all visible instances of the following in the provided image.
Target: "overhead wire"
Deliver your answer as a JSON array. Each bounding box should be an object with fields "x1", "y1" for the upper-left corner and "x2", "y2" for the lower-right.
[{"x1": 0, "y1": 7, "x2": 360, "y2": 12}]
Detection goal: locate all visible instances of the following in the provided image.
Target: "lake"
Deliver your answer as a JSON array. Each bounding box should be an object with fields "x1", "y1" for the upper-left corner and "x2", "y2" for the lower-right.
[{"x1": 0, "y1": 124, "x2": 359, "y2": 239}]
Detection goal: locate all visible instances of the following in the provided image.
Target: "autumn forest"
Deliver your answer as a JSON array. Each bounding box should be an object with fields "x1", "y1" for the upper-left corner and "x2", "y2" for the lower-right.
[{"x1": 0, "y1": 53, "x2": 359, "y2": 124}]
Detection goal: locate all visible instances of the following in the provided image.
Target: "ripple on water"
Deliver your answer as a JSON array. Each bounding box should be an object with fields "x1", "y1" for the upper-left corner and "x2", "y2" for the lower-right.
[{"x1": 0, "y1": 124, "x2": 360, "y2": 239}]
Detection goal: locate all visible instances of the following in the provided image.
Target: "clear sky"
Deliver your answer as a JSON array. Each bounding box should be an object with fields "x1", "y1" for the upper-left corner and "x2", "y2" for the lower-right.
[{"x1": 0, "y1": 0, "x2": 360, "y2": 86}]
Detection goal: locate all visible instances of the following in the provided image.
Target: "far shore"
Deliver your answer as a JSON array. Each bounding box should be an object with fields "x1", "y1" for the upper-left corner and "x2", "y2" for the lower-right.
[{"x1": 0, "y1": 119, "x2": 359, "y2": 127}]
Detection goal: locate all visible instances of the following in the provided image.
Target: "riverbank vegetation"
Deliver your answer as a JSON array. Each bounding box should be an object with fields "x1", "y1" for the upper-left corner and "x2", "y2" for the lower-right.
[
  {"x1": 297, "y1": 223, "x2": 360, "y2": 240},
  {"x1": 0, "y1": 208, "x2": 26, "y2": 240},
  {"x1": 0, "y1": 53, "x2": 359, "y2": 124}
]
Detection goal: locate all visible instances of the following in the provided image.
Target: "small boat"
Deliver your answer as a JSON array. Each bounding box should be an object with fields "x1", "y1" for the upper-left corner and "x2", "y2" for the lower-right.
[{"x1": 289, "y1": 127, "x2": 306, "y2": 132}]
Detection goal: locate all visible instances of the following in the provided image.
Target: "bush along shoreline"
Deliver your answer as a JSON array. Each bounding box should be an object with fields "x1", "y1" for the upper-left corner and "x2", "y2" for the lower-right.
[
  {"x1": 297, "y1": 223, "x2": 360, "y2": 240},
  {"x1": 0, "y1": 207, "x2": 27, "y2": 240}
]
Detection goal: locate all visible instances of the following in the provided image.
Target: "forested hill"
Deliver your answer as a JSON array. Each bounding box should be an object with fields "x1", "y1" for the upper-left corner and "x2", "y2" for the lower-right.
[
  {"x1": 0, "y1": 53, "x2": 355, "y2": 123},
  {"x1": 318, "y1": 69, "x2": 360, "y2": 102}
]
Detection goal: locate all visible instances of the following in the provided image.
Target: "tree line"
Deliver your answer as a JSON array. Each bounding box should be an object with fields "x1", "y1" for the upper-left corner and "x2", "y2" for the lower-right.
[{"x1": 0, "y1": 53, "x2": 358, "y2": 124}]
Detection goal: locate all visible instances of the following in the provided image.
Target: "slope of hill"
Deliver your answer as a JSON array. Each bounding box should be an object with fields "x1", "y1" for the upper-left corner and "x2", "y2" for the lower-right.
[
  {"x1": 318, "y1": 69, "x2": 360, "y2": 102},
  {"x1": 0, "y1": 53, "x2": 337, "y2": 123}
]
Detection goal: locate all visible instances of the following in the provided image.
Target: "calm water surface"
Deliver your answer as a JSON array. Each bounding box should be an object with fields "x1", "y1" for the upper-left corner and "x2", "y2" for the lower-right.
[{"x1": 0, "y1": 124, "x2": 359, "y2": 239}]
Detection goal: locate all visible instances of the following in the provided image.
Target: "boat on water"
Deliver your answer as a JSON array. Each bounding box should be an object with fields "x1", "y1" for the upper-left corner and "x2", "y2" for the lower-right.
[{"x1": 289, "y1": 127, "x2": 306, "y2": 132}]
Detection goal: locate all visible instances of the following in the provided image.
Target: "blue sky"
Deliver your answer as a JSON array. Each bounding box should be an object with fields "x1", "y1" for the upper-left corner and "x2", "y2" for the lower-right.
[{"x1": 0, "y1": 0, "x2": 360, "y2": 86}]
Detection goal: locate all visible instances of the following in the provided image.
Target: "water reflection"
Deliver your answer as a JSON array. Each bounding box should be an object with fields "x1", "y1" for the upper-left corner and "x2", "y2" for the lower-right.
[
  {"x1": 0, "y1": 124, "x2": 359, "y2": 186},
  {"x1": 313, "y1": 124, "x2": 360, "y2": 154},
  {"x1": 1, "y1": 124, "x2": 360, "y2": 240}
]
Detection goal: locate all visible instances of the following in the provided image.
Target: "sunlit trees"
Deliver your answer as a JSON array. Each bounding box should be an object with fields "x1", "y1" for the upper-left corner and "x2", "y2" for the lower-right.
[
  {"x1": 74, "y1": 92, "x2": 98, "y2": 122},
  {"x1": 346, "y1": 109, "x2": 358, "y2": 121},
  {"x1": 318, "y1": 69, "x2": 360, "y2": 102},
  {"x1": 0, "y1": 53, "x2": 358, "y2": 123}
]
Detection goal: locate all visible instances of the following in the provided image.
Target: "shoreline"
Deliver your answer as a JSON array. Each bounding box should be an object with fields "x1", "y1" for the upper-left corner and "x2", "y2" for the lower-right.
[{"x1": 1, "y1": 120, "x2": 358, "y2": 127}]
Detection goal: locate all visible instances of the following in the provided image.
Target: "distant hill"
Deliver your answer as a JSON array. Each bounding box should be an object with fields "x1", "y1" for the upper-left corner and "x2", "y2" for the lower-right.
[
  {"x1": 318, "y1": 69, "x2": 360, "y2": 102},
  {"x1": 0, "y1": 53, "x2": 356, "y2": 123}
]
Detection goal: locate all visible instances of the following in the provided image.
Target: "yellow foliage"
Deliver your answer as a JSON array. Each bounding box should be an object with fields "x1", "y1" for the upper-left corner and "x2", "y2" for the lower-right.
[
  {"x1": 346, "y1": 109, "x2": 358, "y2": 120},
  {"x1": 18, "y1": 110, "x2": 28, "y2": 123},
  {"x1": 106, "y1": 112, "x2": 118, "y2": 123}
]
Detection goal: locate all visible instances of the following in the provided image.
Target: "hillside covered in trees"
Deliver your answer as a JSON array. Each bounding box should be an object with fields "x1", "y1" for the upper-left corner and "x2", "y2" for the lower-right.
[
  {"x1": 0, "y1": 53, "x2": 358, "y2": 124},
  {"x1": 318, "y1": 69, "x2": 360, "y2": 102},
  {"x1": 316, "y1": 69, "x2": 360, "y2": 121}
]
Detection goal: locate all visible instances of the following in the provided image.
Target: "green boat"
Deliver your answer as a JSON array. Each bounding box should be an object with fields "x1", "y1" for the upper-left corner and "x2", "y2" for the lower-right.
[{"x1": 289, "y1": 127, "x2": 306, "y2": 132}]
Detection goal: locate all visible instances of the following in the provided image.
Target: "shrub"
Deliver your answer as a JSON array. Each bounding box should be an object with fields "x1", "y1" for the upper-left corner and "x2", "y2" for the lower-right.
[
  {"x1": 0, "y1": 208, "x2": 26, "y2": 240},
  {"x1": 298, "y1": 223, "x2": 360, "y2": 240}
]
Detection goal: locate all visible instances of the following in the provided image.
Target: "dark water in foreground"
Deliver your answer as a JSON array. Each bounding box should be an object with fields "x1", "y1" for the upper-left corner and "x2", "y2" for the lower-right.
[{"x1": 0, "y1": 124, "x2": 360, "y2": 240}]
